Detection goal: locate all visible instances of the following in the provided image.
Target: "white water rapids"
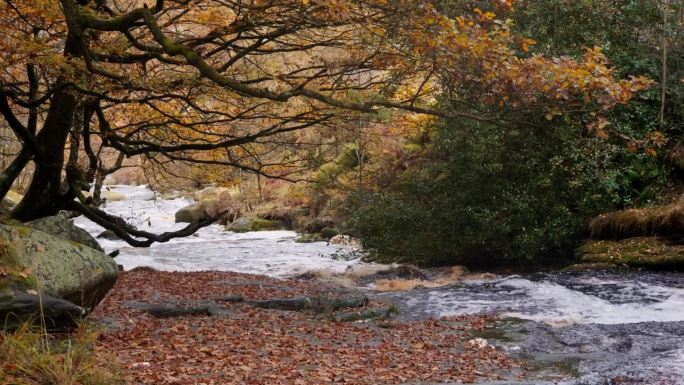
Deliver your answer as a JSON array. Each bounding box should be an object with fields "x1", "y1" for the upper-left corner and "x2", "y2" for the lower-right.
[
  {"x1": 74, "y1": 185, "x2": 684, "y2": 326},
  {"x1": 74, "y1": 185, "x2": 361, "y2": 277}
]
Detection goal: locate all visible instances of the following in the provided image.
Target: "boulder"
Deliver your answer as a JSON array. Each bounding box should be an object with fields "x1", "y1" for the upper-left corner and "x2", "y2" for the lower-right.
[
  {"x1": 226, "y1": 217, "x2": 253, "y2": 233},
  {"x1": 258, "y1": 207, "x2": 307, "y2": 230},
  {"x1": 101, "y1": 190, "x2": 126, "y2": 201},
  {"x1": 97, "y1": 230, "x2": 119, "y2": 240},
  {"x1": 0, "y1": 222, "x2": 118, "y2": 309},
  {"x1": 27, "y1": 212, "x2": 104, "y2": 252},
  {"x1": 175, "y1": 203, "x2": 208, "y2": 223}
]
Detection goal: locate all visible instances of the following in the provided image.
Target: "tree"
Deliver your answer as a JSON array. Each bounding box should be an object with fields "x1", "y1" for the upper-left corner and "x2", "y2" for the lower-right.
[{"x1": 0, "y1": 0, "x2": 651, "y2": 246}]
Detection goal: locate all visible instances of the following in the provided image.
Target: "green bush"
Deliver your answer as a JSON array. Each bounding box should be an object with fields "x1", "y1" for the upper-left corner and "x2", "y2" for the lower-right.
[{"x1": 345, "y1": 119, "x2": 669, "y2": 268}]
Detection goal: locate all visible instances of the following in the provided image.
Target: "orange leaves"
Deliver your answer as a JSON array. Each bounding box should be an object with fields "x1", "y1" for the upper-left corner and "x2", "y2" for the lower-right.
[
  {"x1": 92, "y1": 269, "x2": 520, "y2": 385},
  {"x1": 520, "y1": 38, "x2": 536, "y2": 52}
]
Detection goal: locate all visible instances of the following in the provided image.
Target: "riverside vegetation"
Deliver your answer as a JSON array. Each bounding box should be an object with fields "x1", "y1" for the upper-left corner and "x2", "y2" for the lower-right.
[{"x1": 0, "y1": 1, "x2": 683, "y2": 385}]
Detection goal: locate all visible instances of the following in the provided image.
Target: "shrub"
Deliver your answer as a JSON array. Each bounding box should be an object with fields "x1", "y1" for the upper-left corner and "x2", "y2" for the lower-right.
[{"x1": 345, "y1": 120, "x2": 670, "y2": 268}]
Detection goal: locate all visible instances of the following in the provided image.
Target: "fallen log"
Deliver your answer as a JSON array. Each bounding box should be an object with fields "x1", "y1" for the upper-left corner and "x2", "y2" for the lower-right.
[
  {"x1": 126, "y1": 302, "x2": 227, "y2": 318},
  {"x1": 249, "y1": 295, "x2": 369, "y2": 313},
  {"x1": 333, "y1": 305, "x2": 399, "y2": 323},
  {"x1": 124, "y1": 294, "x2": 370, "y2": 318}
]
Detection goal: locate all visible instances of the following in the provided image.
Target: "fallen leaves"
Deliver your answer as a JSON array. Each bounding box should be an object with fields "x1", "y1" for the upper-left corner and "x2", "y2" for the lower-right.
[{"x1": 92, "y1": 269, "x2": 520, "y2": 384}]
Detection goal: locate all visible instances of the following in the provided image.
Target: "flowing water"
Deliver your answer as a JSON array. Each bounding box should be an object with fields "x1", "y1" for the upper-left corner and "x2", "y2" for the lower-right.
[{"x1": 75, "y1": 185, "x2": 684, "y2": 385}]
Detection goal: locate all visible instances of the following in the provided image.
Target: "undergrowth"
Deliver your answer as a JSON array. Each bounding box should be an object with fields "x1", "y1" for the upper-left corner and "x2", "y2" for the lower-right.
[{"x1": 0, "y1": 322, "x2": 121, "y2": 385}]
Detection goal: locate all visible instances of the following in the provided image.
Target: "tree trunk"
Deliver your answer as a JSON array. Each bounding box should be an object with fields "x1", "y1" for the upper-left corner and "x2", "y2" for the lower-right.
[
  {"x1": 10, "y1": 18, "x2": 84, "y2": 221},
  {"x1": 11, "y1": 90, "x2": 78, "y2": 221}
]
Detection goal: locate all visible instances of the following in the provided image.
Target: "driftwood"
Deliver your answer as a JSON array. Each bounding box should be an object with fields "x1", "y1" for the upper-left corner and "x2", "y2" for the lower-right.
[
  {"x1": 1, "y1": 290, "x2": 86, "y2": 331},
  {"x1": 249, "y1": 295, "x2": 369, "y2": 313},
  {"x1": 125, "y1": 294, "x2": 371, "y2": 319},
  {"x1": 333, "y1": 305, "x2": 399, "y2": 323},
  {"x1": 126, "y1": 302, "x2": 227, "y2": 318},
  {"x1": 211, "y1": 295, "x2": 244, "y2": 303}
]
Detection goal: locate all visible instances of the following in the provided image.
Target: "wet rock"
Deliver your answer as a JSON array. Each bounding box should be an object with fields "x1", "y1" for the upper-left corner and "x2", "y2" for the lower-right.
[
  {"x1": 258, "y1": 207, "x2": 305, "y2": 230},
  {"x1": 226, "y1": 217, "x2": 253, "y2": 233},
  {"x1": 101, "y1": 190, "x2": 127, "y2": 201},
  {"x1": 97, "y1": 229, "x2": 119, "y2": 240},
  {"x1": 0, "y1": 289, "x2": 86, "y2": 331},
  {"x1": 0, "y1": 222, "x2": 118, "y2": 309},
  {"x1": 27, "y1": 211, "x2": 104, "y2": 252}
]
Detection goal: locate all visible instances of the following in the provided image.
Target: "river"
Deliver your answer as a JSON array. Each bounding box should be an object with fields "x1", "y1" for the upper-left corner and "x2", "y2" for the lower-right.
[{"x1": 75, "y1": 185, "x2": 684, "y2": 385}]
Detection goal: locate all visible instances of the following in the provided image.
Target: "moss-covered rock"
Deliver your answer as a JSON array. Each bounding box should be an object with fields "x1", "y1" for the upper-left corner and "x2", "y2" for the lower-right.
[
  {"x1": 578, "y1": 237, "x2": 684, "y2": 270},
  {"x1": 320, "y1": 227, "x2": 339, "y2": 240},
  {"x1": 250, "y1": 219, "x2": 281, "y2": 231},
  {"x1": 0, "y1": 223, "x2": 118, "y2": 309},
  {"x1": 225, "y1": 217, "x2": 253, "y2": 233},
  {"x1": 295, "y1": 233, "x2": 328, "y2": 243},
  {"x1": 26, "y1": 212, "x2": 104, "y2": 252},
  {"x1": 175, "y1": 203, "x2": 208, "y2": 223}
]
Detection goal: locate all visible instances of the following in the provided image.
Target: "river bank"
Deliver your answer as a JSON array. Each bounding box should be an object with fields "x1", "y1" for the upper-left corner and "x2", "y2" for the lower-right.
[{"x1": 92, "y1": 268, "x2": 518, "y2": 385}]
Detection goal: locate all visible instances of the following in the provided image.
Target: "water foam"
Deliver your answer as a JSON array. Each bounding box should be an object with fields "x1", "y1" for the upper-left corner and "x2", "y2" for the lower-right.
[
  {"x1": 74, "y1": 185, "x2": 360, "y2": 277},
  {"x1": 426, "y1": 276, "x2": 684, "y2": 325}
]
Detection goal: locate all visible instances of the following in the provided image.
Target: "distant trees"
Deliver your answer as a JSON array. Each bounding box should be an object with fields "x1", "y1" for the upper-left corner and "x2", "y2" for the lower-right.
[{"x1": 0, "y1": 0, "x2": 650, "y2": 246}]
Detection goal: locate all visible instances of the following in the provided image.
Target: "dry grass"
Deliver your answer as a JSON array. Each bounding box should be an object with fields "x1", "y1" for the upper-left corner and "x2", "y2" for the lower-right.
[
  {"x1": 588, "y1": 200, "x2": 684, "y2": 240},
  {"x1": 0, "y1": 323, "x2": 121, "y2": 385}
]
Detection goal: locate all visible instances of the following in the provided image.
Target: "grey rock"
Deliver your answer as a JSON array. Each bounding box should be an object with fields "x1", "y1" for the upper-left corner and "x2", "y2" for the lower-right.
[
  {"x1": 0, "y1": 222, "x2": 118, "y2": 309},
  {"x1": 27, "y1": 211, "x2": 104, "y2": 252}
]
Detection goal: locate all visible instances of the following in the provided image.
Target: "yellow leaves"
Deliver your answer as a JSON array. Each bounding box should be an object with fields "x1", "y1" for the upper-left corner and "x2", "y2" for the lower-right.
[{"x1": 521, "y1": 38, "x2": 536, "y2": 52}]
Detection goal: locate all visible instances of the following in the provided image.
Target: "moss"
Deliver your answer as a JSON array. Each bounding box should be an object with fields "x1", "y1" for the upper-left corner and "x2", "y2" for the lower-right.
[
  {"x1": 578, "y1": 237, "x2": 684, "y2": 270},
  {"x1": 320, "y1": 227, "x2": 339, "y2": 240},
  {"x1": 295, "y1": 234, "x2": 327, "y2": 243},
  {"x1": 250, "y1": 219, "x2": 281, "y2": 231}
]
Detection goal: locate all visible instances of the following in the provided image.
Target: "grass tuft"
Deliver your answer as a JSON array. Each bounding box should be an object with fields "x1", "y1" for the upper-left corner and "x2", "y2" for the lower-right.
[
  {"x1": 588, "y1": 201, "x2": 684, "y2": 240},
  {"x1": 0, "y1": 322, "x2": 121, "y2": 385}
]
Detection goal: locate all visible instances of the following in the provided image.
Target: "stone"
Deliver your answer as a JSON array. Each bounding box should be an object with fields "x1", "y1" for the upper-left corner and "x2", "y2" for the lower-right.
[
  {"x1": 101, "y1": 190, "x2": 127, "y2": 201},
  {"x1": 226, "y1": 217, "x2": 253, "y2": 233},
  {"x1": 97, "y1": 230, "x2": 120, "y2": 240},
  {"x1": 0, "y1": 222, "x2": 118, "y2": 309},
  {"x1": 27, "y1": 211, "x2": 104, "y2": 252},
  {"x1": 175, "y1": 203, "x2": 208, "y2": 223}
]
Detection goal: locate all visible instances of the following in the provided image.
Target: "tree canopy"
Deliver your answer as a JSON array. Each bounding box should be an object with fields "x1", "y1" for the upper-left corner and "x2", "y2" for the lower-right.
[{"x1": 0, "y1": 0, "x2": 651, "y2": 246}]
